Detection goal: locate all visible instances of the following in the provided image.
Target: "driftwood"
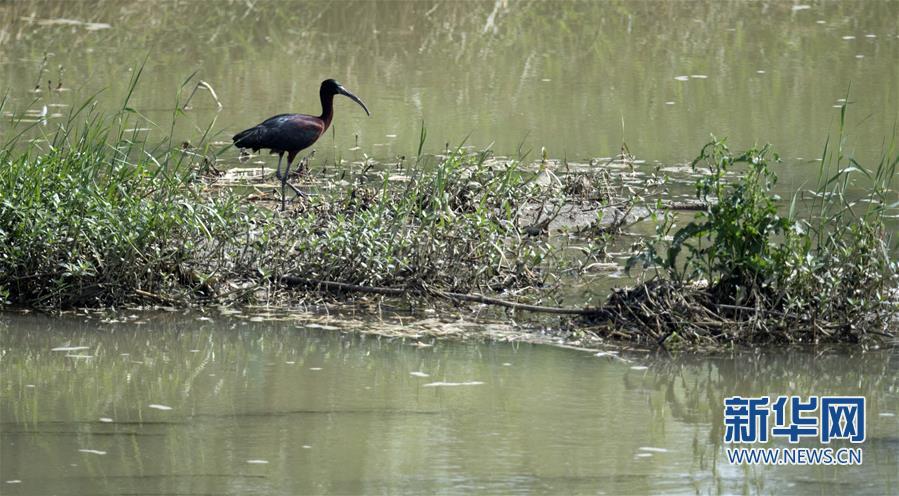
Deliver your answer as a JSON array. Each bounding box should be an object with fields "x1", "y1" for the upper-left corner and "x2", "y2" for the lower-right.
[
  {"x1": 279, "y1": 276, "x2": 602, "y2": 316},
  {"x1": 660, "y1": 200, "x2": 709, "y2": 211},
  {"x1": 268, "y1": 276, "x2": 896, "y2": 347}
]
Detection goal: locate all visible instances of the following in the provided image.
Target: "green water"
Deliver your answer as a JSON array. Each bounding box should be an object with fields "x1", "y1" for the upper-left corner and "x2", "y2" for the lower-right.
[
  {"x1": 1, "y1": 312, "x2": 897, "y2": 495},
  {"x1": 2, "y1": 0, "x2": 898, "y2": 171},
  {"x1": 2, "y1": 2, "x2": 899, "y2": 494}
]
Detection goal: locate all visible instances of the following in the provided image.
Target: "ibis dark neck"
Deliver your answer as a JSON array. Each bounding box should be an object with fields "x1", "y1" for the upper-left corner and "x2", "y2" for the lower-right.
[{"x1": 319, "y1": 90, "x2": 335, "y2": 129}]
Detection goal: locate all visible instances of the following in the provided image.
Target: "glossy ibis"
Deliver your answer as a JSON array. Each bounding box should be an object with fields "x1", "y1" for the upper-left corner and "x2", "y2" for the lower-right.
[{"x1": 233, "y1": 79, "x2": 370, "y2": 209}]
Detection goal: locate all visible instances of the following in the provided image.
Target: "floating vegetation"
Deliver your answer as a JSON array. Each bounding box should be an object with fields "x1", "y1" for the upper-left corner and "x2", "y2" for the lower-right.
[
  {"x1": 422, "y1": 381, "x2": 485, "y2": 387},
  {"x1": 77, "y1": 449, "x2": 107, "y2": 455},
  {"x1": 27, "y1": 17, "x2": 112, "y2": 31},
  {"x1": 51, "y1": 346, "x2": 90, "y2": 352}
]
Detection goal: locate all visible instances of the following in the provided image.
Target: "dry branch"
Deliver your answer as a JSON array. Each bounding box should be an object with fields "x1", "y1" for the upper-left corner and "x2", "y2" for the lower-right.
[{"x1": 279, "y1": 276, "x2": 602, "y2": 316}]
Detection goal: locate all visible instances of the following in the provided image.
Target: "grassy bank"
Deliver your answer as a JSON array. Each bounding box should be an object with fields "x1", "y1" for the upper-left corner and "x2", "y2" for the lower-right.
[
  {"x1": 0, "y1": 88, "x2": 586, "y2": 308},
  {"x1": 1, "y1": 92, "x2": 896, "y2": 347}
]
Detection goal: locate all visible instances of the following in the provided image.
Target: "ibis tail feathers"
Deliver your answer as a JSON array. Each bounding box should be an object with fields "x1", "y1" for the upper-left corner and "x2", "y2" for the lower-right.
[{"x1": 232, "y1": 127, "x2": 265, "y2": 152}]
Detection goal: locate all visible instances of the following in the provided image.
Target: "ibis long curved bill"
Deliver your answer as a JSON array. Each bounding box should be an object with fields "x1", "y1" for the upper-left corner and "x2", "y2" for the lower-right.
[{"x1": 338, "y1": 86, "x2": 370, "y2": 116}]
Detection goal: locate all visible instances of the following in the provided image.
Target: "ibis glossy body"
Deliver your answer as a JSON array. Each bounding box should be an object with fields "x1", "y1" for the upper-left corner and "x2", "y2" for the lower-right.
[{"x1": 233, "y1": 79, "x2": 370, "y2": 209}]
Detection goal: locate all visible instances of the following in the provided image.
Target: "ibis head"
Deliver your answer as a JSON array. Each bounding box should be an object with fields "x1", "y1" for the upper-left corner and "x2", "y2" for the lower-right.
[{"x1": 321, "y1": 79, "x2": 370, "y2": 116}]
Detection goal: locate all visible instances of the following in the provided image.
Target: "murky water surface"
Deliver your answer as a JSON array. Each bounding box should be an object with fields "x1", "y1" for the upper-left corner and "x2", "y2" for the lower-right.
[
  {"x1": 1, "y1": 313, "x2": 897, "y2": 495},
  {"x1": 2, "y1": 2, "x2": 898, "y2": 494},
  {"x1": 2, "y1": 0, "x2": 898, "y2": 173}
]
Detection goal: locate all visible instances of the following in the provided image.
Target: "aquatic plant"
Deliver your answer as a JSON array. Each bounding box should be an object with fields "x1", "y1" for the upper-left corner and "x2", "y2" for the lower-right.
[
  {"x1": 0, "y1": 77, "x2": 246, "y2": 307},
  {"x1": 616, "y1": 120, "x2": 898, "y2": 345},
  {"x1": 203, "y1": 147, "x2": 562, "y2": 301},
  {"x1": 0, "y1": 81, "x2": 579, "y2": 308}
]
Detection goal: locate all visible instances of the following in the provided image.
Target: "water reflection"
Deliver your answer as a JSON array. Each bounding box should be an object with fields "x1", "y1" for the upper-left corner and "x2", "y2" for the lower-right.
[
  {"x1": 1, "y1": 312, "x2": 896, "y2": 494},
  {"x1": 1, "y1": 0, "x2": 897, "y2": 169}
]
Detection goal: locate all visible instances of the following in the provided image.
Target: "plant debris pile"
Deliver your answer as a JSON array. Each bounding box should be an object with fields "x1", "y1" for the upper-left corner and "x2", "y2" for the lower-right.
[{"x1": 586, "y1": 139, "x2": 898, "y2": 346}]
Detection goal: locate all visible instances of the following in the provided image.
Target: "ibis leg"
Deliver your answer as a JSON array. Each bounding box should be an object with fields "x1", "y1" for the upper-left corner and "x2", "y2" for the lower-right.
[
  {"x1": 274, "y1": 152, "x2": 284, "y2": 181},
  {"x1": 281, "y1": 154, "x2": 288, "y2": 211},
  {"x1": 280, "y1": 153, "x2": 307, "y2": 210}
]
